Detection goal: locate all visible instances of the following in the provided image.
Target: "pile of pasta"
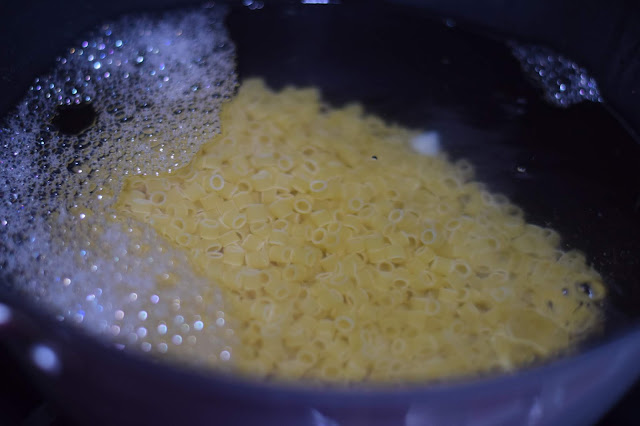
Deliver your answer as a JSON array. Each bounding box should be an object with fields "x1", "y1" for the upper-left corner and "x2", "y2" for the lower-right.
[{"x1": 115, "y1": 79, "x2": 604, "y2": 382}]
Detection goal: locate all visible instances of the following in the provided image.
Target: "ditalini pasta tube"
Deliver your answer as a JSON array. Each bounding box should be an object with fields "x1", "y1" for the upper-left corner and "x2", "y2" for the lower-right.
[{"x1": 114, "y1": 79, "x2": 604, "y2": 383}]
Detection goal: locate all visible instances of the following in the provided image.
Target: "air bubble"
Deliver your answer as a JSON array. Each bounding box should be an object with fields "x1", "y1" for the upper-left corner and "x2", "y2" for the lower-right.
[{"x1": 511, "y1": 43, "x2": 602, "y2": 106}]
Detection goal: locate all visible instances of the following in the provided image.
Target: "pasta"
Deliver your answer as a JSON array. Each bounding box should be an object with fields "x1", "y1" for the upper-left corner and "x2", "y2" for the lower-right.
[{"x1": 114, "y1": 79, "x2": 604, "y2": 383}]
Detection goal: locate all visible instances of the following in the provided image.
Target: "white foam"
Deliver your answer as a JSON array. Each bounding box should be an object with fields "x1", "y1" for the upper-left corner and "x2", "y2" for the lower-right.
[{"x1": 0, "y1": 6, "x2": 236, "y2": 364}]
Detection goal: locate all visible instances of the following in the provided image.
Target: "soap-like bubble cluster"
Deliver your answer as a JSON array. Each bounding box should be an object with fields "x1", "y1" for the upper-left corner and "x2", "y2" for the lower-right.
[
  {"x1": 3, "y1": 5, "x2": 236, "y2": 217},
  {"x1": 511, "y1": 43, "x2": 602, "y2": 107},
  {"x1": 0, "y1": 6, "x2": 237, "y2": 365}
]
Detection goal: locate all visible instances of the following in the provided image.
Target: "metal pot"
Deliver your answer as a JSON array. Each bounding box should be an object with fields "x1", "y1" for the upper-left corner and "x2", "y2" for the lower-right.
[{"x1": 1, "y1": 1, "x2": 639, "y2": 425}]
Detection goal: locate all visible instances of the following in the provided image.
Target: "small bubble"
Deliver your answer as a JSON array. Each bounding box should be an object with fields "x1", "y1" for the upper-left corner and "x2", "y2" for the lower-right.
[
  {"x1": 31, "y1": 345, "x2": 60, "y2": 374},
  {"x1": 511, "y1": 43, "x2": 601, "y2": 106},
  {"x1": 0, "y1": 303, "x2": 12, "y2": 325}
]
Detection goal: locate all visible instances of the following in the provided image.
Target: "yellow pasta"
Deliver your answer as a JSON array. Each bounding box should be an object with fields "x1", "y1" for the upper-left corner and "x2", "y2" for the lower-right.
[
  {"x1": 292, "y1": 196, "x2": 313, "y2": 214},
  {"x1": 197, "y1": 218, "x2": 221, "y2": 240},
  {"x1": 242, "y1": 233, "x2": 264, "y2": 252},
  {"x1": 245, "y1": 248, "x2": 270, "y2": 269},
  {"x1": 268, "y1": 197, "x2": 294, "y2": 219},
  {"x1": 218, "y1": 230, "x2": 241, "y2": 247},
  {"x1": 245, "y1": 204, "x2": 269, "y2": 224},
  {"x1": 222, "y1": 244, "x2": 245, "y2": 266},
  {"x1": 114, "y1": 79, "x2": 604, "y2": 384}
]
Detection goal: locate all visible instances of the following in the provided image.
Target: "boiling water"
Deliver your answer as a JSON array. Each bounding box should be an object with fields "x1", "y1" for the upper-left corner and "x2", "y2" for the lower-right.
[
  {"x1": 0, "y1": 6, "x2": 238, "y2": 366},
  {"x1": 1, "y1": 2, "x2": 636, "y2": 382}
]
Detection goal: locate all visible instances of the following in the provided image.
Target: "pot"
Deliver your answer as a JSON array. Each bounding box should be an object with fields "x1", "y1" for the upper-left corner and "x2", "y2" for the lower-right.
[{"x1": 1, "y1": 1, "x2": 639, "y2": 425}]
